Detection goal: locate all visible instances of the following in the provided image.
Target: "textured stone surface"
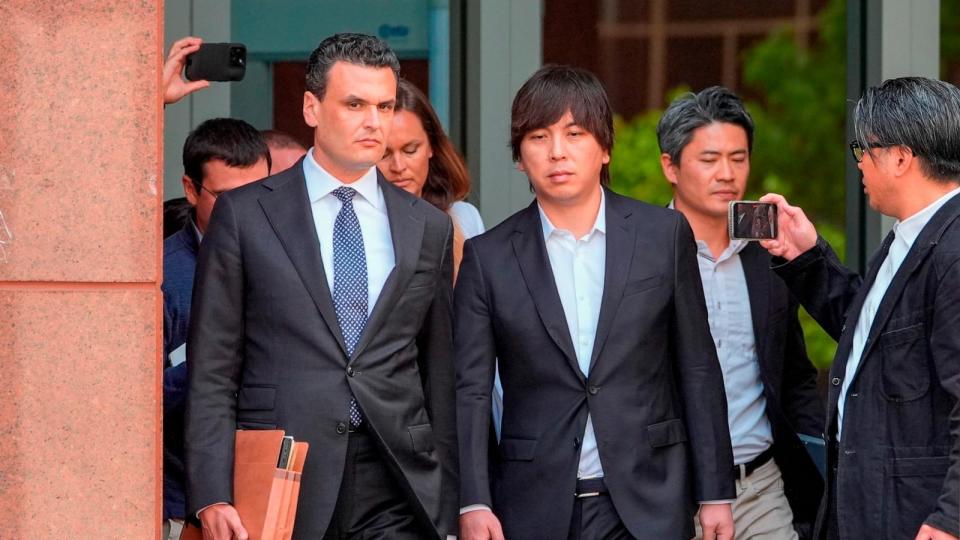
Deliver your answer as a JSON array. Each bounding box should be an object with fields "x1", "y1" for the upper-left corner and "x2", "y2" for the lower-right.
[
  {"x1": 0, "y1": 290, "x2": 158, "y2": 539},
  {"x1": 0, "y1": 2, "x2": 162, "y2": 538},
  {"x1": 0, "y1": 3, "x2": 161, "y2": 283}
]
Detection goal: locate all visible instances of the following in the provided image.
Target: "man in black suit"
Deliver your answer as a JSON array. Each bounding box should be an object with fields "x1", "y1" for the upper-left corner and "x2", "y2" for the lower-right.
[
  {"x1": 658, "y1": 86, "x2": 824, "y2": 539},
  {"x1": 761, "y1": 77, "x2": 960, "y2": 540},
  {"x1": 185, "y1": 33, "x2": 457, "y2": 540},
  {"x1": 456, "y1": 65, "x2": 735, "y2": 540}
]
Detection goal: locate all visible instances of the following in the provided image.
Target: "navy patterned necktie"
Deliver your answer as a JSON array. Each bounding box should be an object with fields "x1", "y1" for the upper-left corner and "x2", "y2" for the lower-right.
[{"x1": 332, "y1": 187, "x2": 368, "y2": 426}]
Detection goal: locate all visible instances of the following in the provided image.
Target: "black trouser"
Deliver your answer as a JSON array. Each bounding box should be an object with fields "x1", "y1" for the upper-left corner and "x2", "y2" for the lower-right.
[
  {"x1": 323, "y1": 428, "x2": 428, "y2": 540},
  {"x1": 568, "y1": 479, "x2": 632, "y2": 540}
]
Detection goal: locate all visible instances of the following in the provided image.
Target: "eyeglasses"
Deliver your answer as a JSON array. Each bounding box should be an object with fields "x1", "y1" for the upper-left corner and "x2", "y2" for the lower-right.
[
  {"x1": 849, "y1": 139, "x2": 894, "y2": 163},
  {"x1": 195, "y1": 183, "x2": 224, "y2": 199}
]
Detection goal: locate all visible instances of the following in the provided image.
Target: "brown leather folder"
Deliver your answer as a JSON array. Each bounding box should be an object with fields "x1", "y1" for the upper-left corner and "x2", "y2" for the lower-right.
[{"x1": 180, "y1": 430, "x2": 309, "y2": 540}]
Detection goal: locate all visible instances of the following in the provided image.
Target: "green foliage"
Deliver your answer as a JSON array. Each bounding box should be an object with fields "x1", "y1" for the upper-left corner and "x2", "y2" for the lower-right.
[{"x1": 609, "y1": 0, "x2": 848, "y2": 368}]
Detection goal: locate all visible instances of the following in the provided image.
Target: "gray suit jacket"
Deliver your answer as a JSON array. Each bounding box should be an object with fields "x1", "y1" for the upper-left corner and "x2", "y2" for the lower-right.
[{"x1": 185, "y1": 159, "x2": 458, "y2": 538}]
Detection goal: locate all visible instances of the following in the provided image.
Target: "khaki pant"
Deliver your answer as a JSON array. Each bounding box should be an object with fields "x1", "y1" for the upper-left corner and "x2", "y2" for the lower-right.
[
  {"x1": 162, "y1": 519, "x2": 184, "y2": 540},
  {"x1": 693, "y1": 459, "x2": 797, "y2": 540}
]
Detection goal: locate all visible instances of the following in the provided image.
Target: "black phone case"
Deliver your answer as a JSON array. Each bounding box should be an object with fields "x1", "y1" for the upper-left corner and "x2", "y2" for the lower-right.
[{"x1": 185, "y1": 43, "x2": 246, "y2": 82}]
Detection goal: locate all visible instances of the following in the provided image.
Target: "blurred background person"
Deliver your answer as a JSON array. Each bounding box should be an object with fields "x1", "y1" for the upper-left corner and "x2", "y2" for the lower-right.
[
  {"x1": 379, "y1": 79, "x2": 484, "y2": 279},
  {"x1": 261, "y1": 129, "x2": 308, "y2": 173},
  {"x1": 162, "y1": 118, "x2": 270, "y2": 540}
]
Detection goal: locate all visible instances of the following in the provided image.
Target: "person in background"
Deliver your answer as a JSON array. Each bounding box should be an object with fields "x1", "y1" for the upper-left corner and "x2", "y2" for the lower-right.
[
  {"x1": 379, "y1": 79, "x2": 484, "y2": 278},
  {"x1": 162, "y1": 118, "x2": 270, "y2": 540},
  {"x1": 658, "y1": 86, "x2": 823, "y2": 539},
  {"x1": 262, "y1": 129, "x2": 308, "y2": 174}
]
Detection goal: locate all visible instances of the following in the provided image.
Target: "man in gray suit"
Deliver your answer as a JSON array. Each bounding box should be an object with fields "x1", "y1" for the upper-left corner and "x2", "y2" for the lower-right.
[{"x1": 185, "y1": 33, "x2": 458, "y2": 540}]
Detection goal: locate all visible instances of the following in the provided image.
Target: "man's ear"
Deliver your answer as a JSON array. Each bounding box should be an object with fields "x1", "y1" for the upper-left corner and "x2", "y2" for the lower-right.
[
  {"x1": 303, "y1": 91, "x2": 320, "y2": 128},
  {"x1": 516, "y1": 160, "x2": 526, "y2": 173},
  {"x1": 892, "y1": 145, "x2": 915, "y2": 177},
  {"x1": 660, "y1": 153, "x2": 679, "y2": 186},
  {"x1": 182, "y1": 175, "x2": 200, "y2": 207}
]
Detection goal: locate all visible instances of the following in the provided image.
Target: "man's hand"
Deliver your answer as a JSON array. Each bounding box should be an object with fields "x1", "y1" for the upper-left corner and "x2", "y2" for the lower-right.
[
  {"x1": 757, "y1": 193, "x2": 818, "y2": 262},
  {"x1": 199, "y1": 504, "x2": 248, "y2": 540},
  {"x1": 460, "y1": 509, "x2": 505, "y2": 540},
  {"x1": 699, "y1": 503, "x2": 734, "y2": 540},
  {"x1": 164, "y1": 36, "x2": 210, "y2": 105},
  {"x1": 915, "y1": 524, "x2": 960, "y2": 540}
]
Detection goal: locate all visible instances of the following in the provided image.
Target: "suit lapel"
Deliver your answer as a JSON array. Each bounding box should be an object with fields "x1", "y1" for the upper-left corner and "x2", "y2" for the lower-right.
[
  {"x1": 351, "y1": 175, "x2": 425, "y2": 360},
  {"x1": 740, "y1": 243, "x2": 771, "y2": 365},
  {"x1": 512, "y1": 202, "x2": 583, "y2": 382},
  {"x1": 851, "y1": 195, "x2": 960, "y2": 375},
  {"x1": 588, "y1": 191, "x2": 634, "y2": 372},
  {"x1": 258, "y1": 164, "x2": 349, "y2": 358}
]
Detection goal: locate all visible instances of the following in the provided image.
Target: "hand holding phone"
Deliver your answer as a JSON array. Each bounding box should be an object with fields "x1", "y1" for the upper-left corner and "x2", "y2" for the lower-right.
[
  {"x1": 728, "y1": 201, "x2": 778, "y2": 240},
  {"x1": 185, "y1": 43, "x2": 247, "y2": 82},
  {"x1": 163, "y1": 36, "x2": 211, "y2": 105}
]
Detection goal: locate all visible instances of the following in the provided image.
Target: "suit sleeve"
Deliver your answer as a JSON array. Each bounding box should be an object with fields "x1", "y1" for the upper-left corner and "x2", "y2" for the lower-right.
[
  {"x1": 780, "y1": 298, "x2": 825, "y2": 437},
  {"x1": 772, "y1": 237, "x2": 863, "y2": 341},
  {"x1": 184, "y1": 194, "x2": 245, "y2": 517},
  {"x1": 671, "y1": 213, "x2": 736, "y2": 501},
  {"x1": 454, "y1": 239, "x2": 497, "y2": 508},
  {"x1": 415, "y1": 217, "x2": 459, "y2": 534},
  {"x1": 925, "y1": 256, "x2": 960, "y2": 535}
]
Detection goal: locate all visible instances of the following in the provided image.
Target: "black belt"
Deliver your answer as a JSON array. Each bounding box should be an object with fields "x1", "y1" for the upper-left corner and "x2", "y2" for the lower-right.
[
  {"x1": 574, "y1": 477, "x2": 608, "y2": 498},
  {"x1": 735, "y1": 447, "x2": 775, "y2": 478}
]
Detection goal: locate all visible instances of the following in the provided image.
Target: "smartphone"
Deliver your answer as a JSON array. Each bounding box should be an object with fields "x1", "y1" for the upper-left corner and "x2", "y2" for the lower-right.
[
  {"x1": 728, "y1": 201, "x2": 778, "y2": 240},
  {"x1": 185, "y1": 43, "x2": 246, "y2": 82}
]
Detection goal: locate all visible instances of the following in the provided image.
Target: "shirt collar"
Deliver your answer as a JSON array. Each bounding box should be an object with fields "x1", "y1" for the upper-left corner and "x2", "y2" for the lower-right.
[
  {"x1": 667, "y1": 199, "x2": 747, "y2": 261},
  {"x1": 538, "y1": 189, "x2": 607, "y2": 240},
  {"x1": 303, "y1": 147, "x2": 383, "y2": 209},
  {"x1": 892, "y1": 185, "x2": 960, "y2": 247}
]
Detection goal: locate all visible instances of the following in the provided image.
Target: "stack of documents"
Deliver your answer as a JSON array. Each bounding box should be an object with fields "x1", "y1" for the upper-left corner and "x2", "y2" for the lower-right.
[{"x1": 182, "y1": 430, "x2": 309, "y2": 540}]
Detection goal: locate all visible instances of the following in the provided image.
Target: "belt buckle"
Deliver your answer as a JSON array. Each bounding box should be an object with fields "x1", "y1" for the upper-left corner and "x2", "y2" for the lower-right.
[{"x1": 575, "y1": 491, "x2": 600, "y2": 498}]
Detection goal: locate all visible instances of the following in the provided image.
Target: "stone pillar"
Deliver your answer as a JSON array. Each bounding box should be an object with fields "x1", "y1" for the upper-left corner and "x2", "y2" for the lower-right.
[{"x1": 0, "y1": 3, "x2": 162, "y2": 538}]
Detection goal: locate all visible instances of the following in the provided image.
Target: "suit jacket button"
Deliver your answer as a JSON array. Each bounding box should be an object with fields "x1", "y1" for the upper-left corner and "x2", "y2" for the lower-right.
[
  {"x1": 588, "y1": 385, "x2": 599, "y2": 395},
  {"x1": 831, "y1": 377, "x2": 841, "y2": 386},
  {"x1": 336, "y1": 422, "x2": 347, "y2": 434},
  {"x1": 347, "y1": 366, "x2": 355, "y2": 377}
]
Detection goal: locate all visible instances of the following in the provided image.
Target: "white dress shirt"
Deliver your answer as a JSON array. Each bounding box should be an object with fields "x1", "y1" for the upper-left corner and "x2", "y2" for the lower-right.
[
  {"x1": 692, "y1": 238, "x2": 774, "y2": 465},
  {"x1": 449, "y1": 201, "x2": 485, "y2": 239},
  {"x1": 302, "y1": 149, "x2": 395, "y2": 312},
  {"x1": 539, "y1": 193, "x2": 607, "y2": 479},
  {"x1": 838, "y1": 186, "x2": 960, "y2": 438}
]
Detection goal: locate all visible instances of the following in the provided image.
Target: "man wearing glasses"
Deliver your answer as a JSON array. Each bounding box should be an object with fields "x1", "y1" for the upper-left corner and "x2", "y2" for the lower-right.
[
  {"x1": 761, "y1": 77, "x2": 960, "y2": 540},
  {"x1": 162, "y1": 118, "x2": 270, "y2": 540}
]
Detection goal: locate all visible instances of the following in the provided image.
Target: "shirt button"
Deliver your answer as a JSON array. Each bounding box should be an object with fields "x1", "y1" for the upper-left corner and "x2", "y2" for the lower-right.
[
  {"x1": 336, "y1": 422, "x2": 347, "y2": 434},
  {"x1": 832, "y1": 377, "x2": 841, "y2": 386},
  {"x1": 588, "y1": 385, "x2": 599, "y2": 395}
]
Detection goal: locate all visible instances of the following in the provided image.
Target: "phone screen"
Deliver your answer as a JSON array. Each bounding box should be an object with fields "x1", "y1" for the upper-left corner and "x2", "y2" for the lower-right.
[{"x1": 728, "y1": 201, "x2": 778, "y2": 240}]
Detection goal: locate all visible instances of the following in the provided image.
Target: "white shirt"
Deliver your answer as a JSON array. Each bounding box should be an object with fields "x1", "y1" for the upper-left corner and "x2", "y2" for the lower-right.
[
  {"x1": 449, "y1": 201, "x2": 485, "y2": 239},
  {"x1": 539, "y1": 193, "x2": 607, "y2": 479},
  {"x1": 692, "y1": 238, "x2": 774, "y2": 465},
  {"x1": 838, "y1": 186, "x2": 960, "y2": 438},
  {"x1": 302, "y1": 149, "x2": 395, "y2": 314}
]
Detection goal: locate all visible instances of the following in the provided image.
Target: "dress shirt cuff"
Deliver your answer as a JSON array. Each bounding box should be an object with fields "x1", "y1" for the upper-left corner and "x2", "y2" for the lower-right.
[
  {"x1": 699, "y1": 500, "x2": 737, "y2": 505},
  {"x1": 459, "y1": 504, "x2": 492, "y2": 515},
  {"x1": 196, "y1": 502, "x2": 228, "y2": 519}
]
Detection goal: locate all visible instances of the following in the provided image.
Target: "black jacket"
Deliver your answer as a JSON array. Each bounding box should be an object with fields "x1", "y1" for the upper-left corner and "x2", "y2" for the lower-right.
[
  {"x1": 455, "y1": 190, "x2": 735, "y2": 540},
  {"x1": 774, "y1": 193, "x2": 960, "y2": 539}
]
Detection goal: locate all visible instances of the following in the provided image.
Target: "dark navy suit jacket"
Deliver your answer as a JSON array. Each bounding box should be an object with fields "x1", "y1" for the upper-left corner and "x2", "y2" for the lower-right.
[{"x1": 162, "y1": 220, "x2": 199, "y2": 520}]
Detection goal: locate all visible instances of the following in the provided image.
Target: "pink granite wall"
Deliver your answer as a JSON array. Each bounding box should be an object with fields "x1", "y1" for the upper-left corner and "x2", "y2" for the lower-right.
[{"x1": 0, "y1": 3, "x2": 162, "y2": 539}]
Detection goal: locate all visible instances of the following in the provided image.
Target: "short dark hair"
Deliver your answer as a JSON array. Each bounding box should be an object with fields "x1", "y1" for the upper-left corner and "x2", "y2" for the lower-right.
[
  {"x1": 854, "y1": 76, "x2": 960, "y2": 183},
  {"x1": 657, "y1": 86, "x2": 755, "y2": 164},
  {"x1": 260, "y1": 129, "x2": 306, "y2": 152},
  {"x1": 395, "y1": 79, "x2": 470, "y2": 211},
  {"x1": 306, "y1": 33, "x2": 401, "y2": 100},
  {"x1": 182, "y1": 118, "x2": 271, "y2": 188},
  {"x1": 510, "y1": 65, "x2": 614, "y2": 185}
]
